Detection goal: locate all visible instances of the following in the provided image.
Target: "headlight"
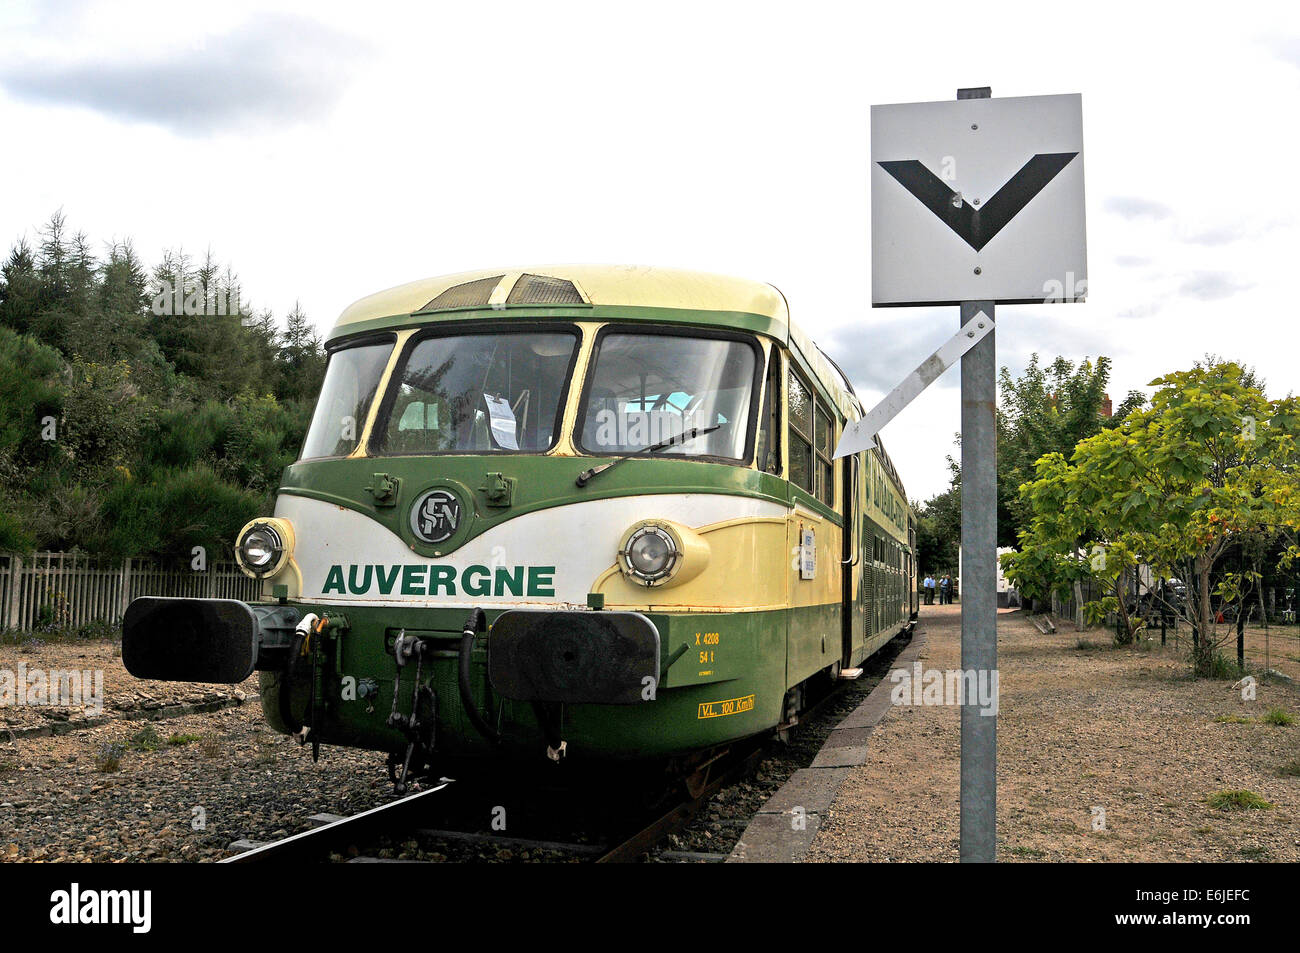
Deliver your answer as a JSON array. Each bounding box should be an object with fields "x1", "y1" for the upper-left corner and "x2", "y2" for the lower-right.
[
  {"x1": 621, "y1": 525, "x2": 678, "y2": 584},
  {"x1": 236, "y1": 519, "x2": 292, "y2": 577},
  {"x1": 240, "y1": 526, "x2": 281, "y2": 569}
]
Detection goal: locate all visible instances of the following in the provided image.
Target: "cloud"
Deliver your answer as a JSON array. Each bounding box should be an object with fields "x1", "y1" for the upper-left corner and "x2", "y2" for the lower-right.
[
  {"x1": 818, "y1": 304, "x2": 1117, "y2": 403},
  {"x1": 1103, "y1": 195, "x2": 1172, "y2": 220},
  {"x1": 0, "y1": 13, "x2": 365, "y2": 134},
  {"x1": 994, "y1": 311, "x2": 1113, "y2": 369},
  {"x1": 1117, "y1": 301, "x2": 1164, "y2": 319},
  {"x1": 1183, "y1": 223, "x2": 1248, "y2": 246},
  {"x1": 1272, "y1": 35, "x2": 1300, "y2": 69},
  {"x1": 818, "y1": 309, "x2": 957, "y2": 396},
  {"x1": 1178, "y1": 271, "x2": 1252, "y2": 301},
  {"x1": 1114, "y1": 254, "x2": 1151, "y2": 267}
]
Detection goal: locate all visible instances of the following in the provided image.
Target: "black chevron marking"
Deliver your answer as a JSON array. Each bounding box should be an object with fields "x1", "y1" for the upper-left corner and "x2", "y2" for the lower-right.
[{"x1": 878, "y1": 152, "x2": 1078, "y2": 252}]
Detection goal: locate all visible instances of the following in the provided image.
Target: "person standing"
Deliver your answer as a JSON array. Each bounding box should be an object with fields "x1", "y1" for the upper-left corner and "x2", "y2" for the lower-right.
[
  {"x1": 939, "y1": 574, "x2": 951, "y2": 605},
  {"x1": 923, "y1": 574, "x2": 935, "y2": 605}
]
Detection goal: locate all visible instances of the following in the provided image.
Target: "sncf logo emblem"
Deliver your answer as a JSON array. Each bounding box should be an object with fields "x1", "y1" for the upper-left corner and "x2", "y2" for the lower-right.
[{"x1": 410, "y1": 488, "x2": 462, "y2": 544}]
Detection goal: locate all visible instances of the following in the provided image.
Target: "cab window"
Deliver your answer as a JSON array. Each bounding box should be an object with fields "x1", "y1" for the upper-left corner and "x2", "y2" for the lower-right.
[
  {"x1": 300, "y1": 340, "x2": 393, "y2": 460},
  {"x1": 577, "y1": 331, "x2": 758, "y2": 460},
  {"x1": 755, "y1": 348, "x2": 782, "y2": 475},
  {"x1": 375, "y1": 329, "x2": 578, "y2": 455}
]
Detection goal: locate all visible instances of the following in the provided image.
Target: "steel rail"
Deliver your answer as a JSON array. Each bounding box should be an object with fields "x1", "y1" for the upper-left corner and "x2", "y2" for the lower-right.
[{"x1": 220, "y1": 780, "x2": 452, "y2": 863}]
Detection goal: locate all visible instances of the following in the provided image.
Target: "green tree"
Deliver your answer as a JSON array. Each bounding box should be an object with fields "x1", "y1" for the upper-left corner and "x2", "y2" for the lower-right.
[
  {"x1": 0, "y1": 213, "x2": 326, "y2": 560},
  {"x1": 276, "y1": 301, "x2": 325, "y2": 402},
  {"x1": 0, "y1": 327, "x2": 67, "y2": 550},
  {"x1": 1005, "y1": 360, "x2": 1300, "y2": 674},
  {"x1": 916, "y1": 485, "x2": 961, "y2": 575},
  {"x1": 995, "y1": 354, "x2": 1143, "y2": 547},
  {"x1": 0, "y1": 239, "x2": 41, "y2": 336}
]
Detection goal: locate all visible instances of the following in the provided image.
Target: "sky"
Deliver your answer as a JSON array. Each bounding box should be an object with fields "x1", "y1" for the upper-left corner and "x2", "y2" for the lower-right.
[{"x1": 2, "y1": 0, "x2": 1298, "y2": 501}]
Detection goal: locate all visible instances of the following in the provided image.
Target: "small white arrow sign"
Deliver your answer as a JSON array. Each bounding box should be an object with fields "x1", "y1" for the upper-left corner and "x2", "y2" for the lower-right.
[{"x1": 834, "y1": 310, "x2": 994, "y2": 458}]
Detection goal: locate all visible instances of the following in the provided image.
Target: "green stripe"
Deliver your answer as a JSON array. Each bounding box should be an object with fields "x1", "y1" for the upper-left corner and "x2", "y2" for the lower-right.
[{"x1": 328, "y1": 305, "x2": 788, "y2": 346}]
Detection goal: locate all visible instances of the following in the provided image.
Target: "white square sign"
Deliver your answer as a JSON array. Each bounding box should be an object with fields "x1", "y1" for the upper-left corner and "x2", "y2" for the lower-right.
[
  {"x1": 871, "y1": 93, "x2": 1086, "y2": 306},
  {"x1": 800, "y1": 528, "x2": 816, "y2": 580}
]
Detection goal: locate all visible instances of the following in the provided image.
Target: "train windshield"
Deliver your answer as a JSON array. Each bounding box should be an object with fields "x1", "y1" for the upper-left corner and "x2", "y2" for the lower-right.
[
  {"x1": 299, "y1": 340, "x2": 394, "y2": 460},
  {"x1": 577, "y1": 332, "x2": 757, "y2": 460},
  {"x1": 375, "y1": 330, "x2": 579, "y2": 454}
]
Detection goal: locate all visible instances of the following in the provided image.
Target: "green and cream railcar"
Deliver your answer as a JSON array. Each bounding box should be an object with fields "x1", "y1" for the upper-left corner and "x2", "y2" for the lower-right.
[{"x1": 124, "y1": 266, "x2": 915, "y2": 778}]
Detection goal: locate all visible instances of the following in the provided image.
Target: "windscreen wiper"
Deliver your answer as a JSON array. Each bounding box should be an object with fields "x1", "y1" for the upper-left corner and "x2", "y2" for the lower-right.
[{"x1": 575, "y1": 425, "x2": 722, "y2": 487}]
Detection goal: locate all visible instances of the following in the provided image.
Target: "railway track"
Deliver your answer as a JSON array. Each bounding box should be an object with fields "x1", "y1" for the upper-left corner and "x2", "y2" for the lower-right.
[
  {"x1": 220, "y1": 742, "x2": 764, "y2": 864},
  {"x1": 220, "y1": 780, "x2": 454, "y2": 863},
  {"x1": 221, "y1": 629, "x2": 912, "y2": 864}
]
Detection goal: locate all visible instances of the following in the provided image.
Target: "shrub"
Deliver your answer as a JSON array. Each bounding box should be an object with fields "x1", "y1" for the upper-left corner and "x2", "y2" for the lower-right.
[
  {"x1": 74, "y1": 619, "x2": 118, "y2": 642},
  {"x1": 128, "y1": 725, "x2": 162, "y2": 752},
  {"x1": 199, "y1": 733, "x2": 222, "y2": 758},
  {"x1": 1203, "y1": 652, "x2": 1245, "y2": 681},
  {"x1": 1206, "y1": 789, "x2": 1272, "y2": 811},
  {"x1": 94, "y1": 742, "x2": 125, "y2": 773},
  {"x1": 0, "y1": 326, "x2": 65, "y2": 465},
  {"x1": 94, "y1": 463, "x2": 265, "y2": 559},
  {"x1": 1261, "y1": 708, "x2": 1295, "y2": 726}
]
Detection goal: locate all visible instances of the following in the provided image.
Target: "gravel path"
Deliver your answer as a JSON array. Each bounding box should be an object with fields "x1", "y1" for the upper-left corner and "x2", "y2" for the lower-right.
[
  {"x1": 1, "y1": 693, "x2": 395, "y2": 862},
  {"x1": 1, "y1": 634, "x2": 911, "y2": 863},
  {"x1": 1, "y1": 639, "x2": 256, "y2": 733},
  {"x1": 807, "y1": 604, "x2": 1300, "y2": 862}
]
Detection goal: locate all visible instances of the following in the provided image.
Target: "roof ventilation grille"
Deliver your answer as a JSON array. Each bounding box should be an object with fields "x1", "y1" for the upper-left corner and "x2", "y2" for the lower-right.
[
  {"x1": 416, "y1": 275, "x2": 505, "y2": 313},
  {"x1": 506, "y1": 273, "x2": 586, "y2": 306}
]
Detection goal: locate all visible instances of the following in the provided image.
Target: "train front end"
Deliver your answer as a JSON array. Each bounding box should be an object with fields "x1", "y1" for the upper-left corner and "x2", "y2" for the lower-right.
[{"x1": 122, "y1": 268, "x2": 813, "y2": 782}]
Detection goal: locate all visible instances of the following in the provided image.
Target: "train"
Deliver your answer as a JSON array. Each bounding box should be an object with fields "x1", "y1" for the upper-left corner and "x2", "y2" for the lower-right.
[{"x1": 123, "y1": 266, "x2": 916, "y2": 791}]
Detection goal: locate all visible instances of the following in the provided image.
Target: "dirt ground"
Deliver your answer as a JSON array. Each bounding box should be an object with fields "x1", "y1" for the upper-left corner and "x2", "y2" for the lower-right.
[
  {"x1": 0, "y1": 638, "x2": 256, "y2": 732},
  {"x1": 808, "y1": 603, "x2": 1300, "y2": 862},
  {"x1": 0, "y1": 685, "x2": 394, "y2": 863},
  {"x1": 0, "y1": 638, "x2": 398, "y2": 862}
]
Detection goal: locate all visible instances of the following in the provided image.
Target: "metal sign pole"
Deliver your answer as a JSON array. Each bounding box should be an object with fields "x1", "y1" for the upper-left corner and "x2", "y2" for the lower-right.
[
  {"x1": 957, "y1": 85, "x2": 997, "y2": 864},
  {"x1": 959, "y1": 298, "x2": 996, "y2": 862}
]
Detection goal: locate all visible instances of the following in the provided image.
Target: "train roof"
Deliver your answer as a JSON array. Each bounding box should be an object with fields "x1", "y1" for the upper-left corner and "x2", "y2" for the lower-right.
[{"x1": 330, "y1": 265, "x2": 789, "y2": 337}]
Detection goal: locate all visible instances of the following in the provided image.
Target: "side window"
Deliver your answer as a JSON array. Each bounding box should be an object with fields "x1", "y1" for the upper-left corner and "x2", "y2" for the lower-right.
[
  {"x1": 787, "y1": 369, "x2": 813, "y2": 493},
  {"x1": 755, "y1": 348, "x2": 782, "y2": 475},
  {"x1": 814, "y1": 402, "x2": 835, "y2": 506}
]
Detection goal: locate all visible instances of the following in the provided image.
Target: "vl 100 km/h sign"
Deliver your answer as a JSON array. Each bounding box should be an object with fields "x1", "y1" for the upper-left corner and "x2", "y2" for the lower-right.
[{"x1": 871, "y1": 92, "x2": 1086, "y2": 307}]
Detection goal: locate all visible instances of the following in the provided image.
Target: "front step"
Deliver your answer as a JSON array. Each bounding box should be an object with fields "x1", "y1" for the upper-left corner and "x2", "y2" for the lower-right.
[{"x1": 837, "y1": 667, "x2": 863, "y2": 680}]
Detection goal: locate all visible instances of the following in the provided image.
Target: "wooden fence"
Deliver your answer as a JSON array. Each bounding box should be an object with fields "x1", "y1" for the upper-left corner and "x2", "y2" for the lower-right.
[{"x1": 0, "y1": 552, "x2": 259, "y2": 634}]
